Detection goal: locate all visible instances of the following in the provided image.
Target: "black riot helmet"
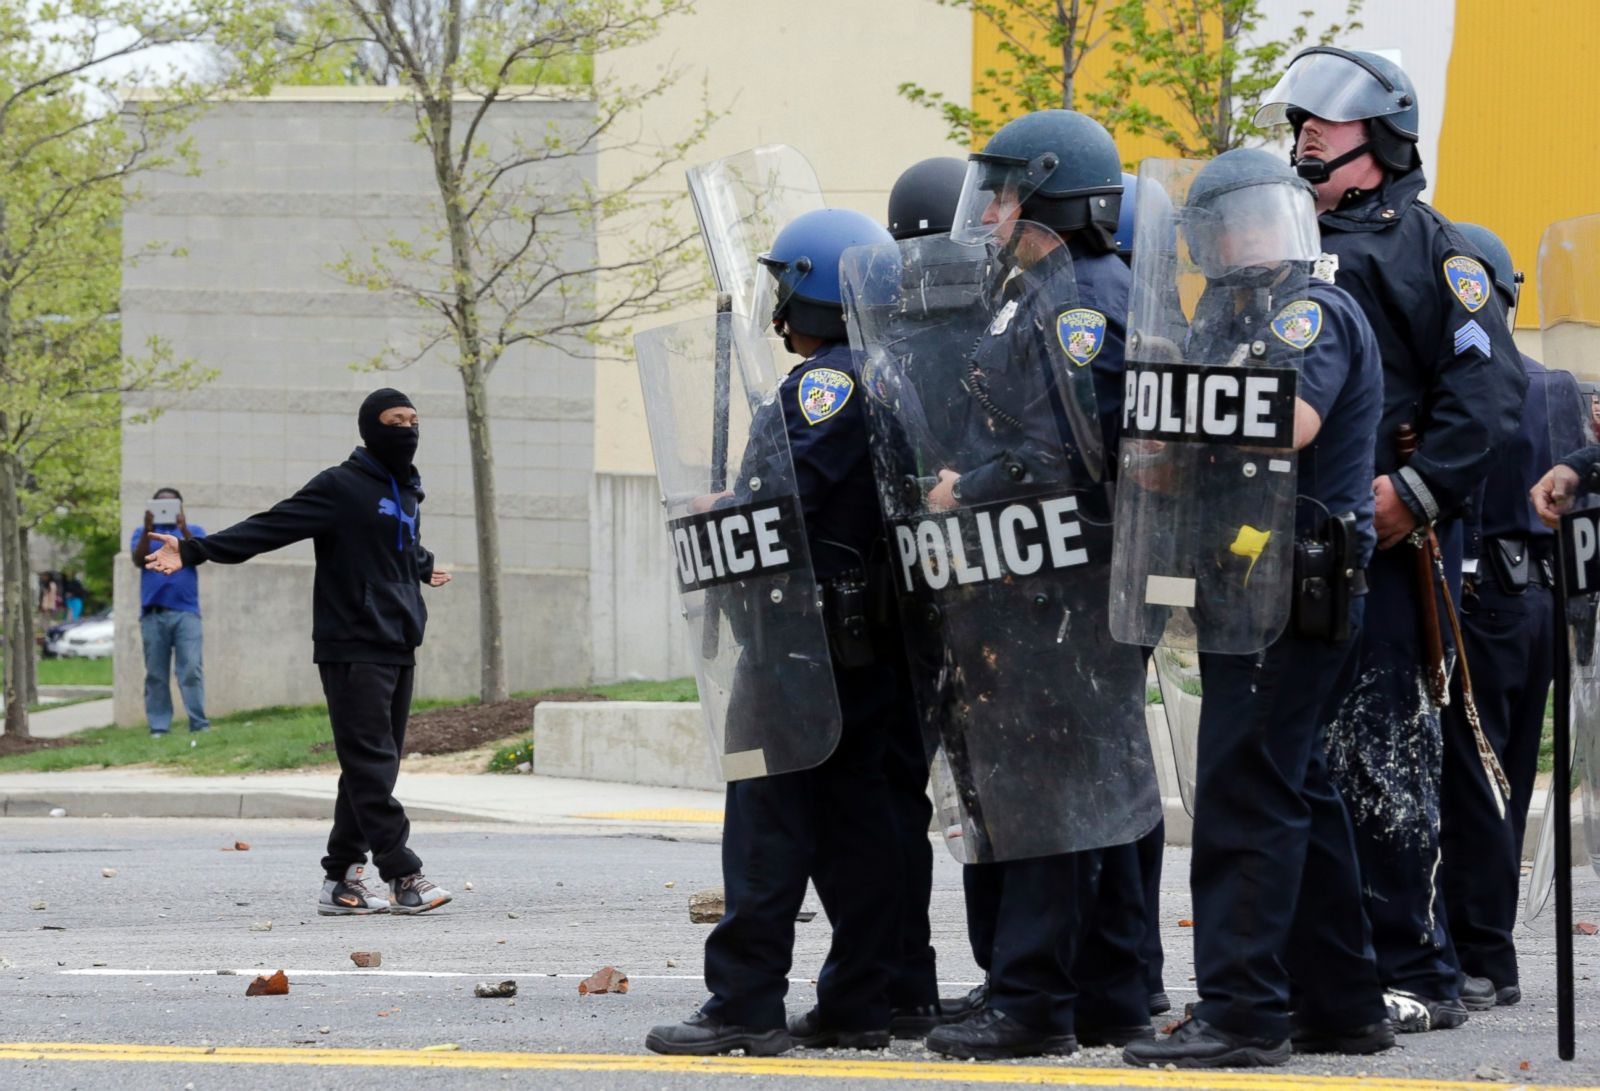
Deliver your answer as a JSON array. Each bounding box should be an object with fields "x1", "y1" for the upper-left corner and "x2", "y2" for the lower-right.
[
  {"x1": 887, "y1": 157, "x2": 967, "y2": 240},
  {"x1": 1183, "y1": 149, "x2": 1321, "y2": 288},
  {"x1": 1455, "y1": 222, "x2": 1523, "y2": 325},
  {"x1": 950, "y1": 109, "x2": 1123, "y2": 250},
  {"x1": 1254, "y1": 47, "x2": 1422, "y2": 181}
]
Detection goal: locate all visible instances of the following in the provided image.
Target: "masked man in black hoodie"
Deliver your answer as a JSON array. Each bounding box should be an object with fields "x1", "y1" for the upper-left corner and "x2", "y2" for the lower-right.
[{"x1": 145, "y1": 388, "x2": 454, "y2": 916}]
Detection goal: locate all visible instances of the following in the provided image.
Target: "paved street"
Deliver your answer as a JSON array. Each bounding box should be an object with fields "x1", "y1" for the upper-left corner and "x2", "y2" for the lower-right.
[{"x1": 3, "y1": 817, "x2": 1600, "y2": 1090}]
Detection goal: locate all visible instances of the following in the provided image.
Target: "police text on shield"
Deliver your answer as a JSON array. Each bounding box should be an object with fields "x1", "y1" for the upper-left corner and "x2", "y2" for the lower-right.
[
  {"x1": 668, "y1": 497, "x2": 804, "y2": 594},
  {"x1": 1122, "y1": 361, "x2": 1297, "y2": 448},
  {"x1": 893, "y1": 493, "x2": 1089, "y2": 593}
]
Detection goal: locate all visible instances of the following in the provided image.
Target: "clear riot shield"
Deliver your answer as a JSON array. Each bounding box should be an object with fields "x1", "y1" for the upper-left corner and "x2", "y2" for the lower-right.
[
  {"x1": 1526, "y1": 215, "x2": 1600, "y2": 923},
  {"x1": 633, "y1": 314, "x2": 841, "y2": 781},
  {"x1": 842, "y1": 222, "x2": 1160, "y2": 863},
  {"x1": 1109, "y1": 158, "x2": 1304, "y2": 654},
  {"x1": 687, "y1": 145, "x2": 825, "y2": 343},
  {"x1": 1152, "y1": 645, "x2": 1202, "y2": 816}
]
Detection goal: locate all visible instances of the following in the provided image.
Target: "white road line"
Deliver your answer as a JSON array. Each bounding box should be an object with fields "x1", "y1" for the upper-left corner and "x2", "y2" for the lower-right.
[{"x1": 53, "y1": 968, "x2": 1198, "y2": 995}]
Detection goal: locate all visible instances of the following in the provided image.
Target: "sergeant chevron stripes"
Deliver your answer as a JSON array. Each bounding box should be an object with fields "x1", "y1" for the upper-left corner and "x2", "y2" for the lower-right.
[{"x1": 1454, "y1": 318, "x2": 1491, "y2": 356}]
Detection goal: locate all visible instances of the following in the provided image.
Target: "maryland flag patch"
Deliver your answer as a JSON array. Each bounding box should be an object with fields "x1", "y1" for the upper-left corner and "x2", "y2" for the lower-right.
[
  {"x1": 1270, "y1": 299, "x2": 1323, "y2": 349},
  {"x1": 797, "y1": 367, "x2": 854, "y2": 425},
  {"x1": 1057, "y1": 308, "x2": 1107, "y2": 367},
  {"x1": 1443, "y1": 255, "x2": 1491, "y2": 314}
]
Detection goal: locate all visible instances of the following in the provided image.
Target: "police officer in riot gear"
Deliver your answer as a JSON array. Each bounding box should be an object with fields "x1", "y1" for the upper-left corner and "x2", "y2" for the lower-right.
[
  {"x1": 1440, "y1": 223, "x2": 1584, "y2": 1011},
  {"x1": 1255, "y1": 47, "x2": 1527, "y2": 1031},
  {"x1": 645, "y1": 208, "x2": 915, "y2": 1057},
  {"x1": 1119, "y1": 149, "x2": 1392, "y2": 1067},
  {"x1": 918, "y1": 109, "x2": 1161, "y2": 1060},
  {"x1": 874, "y1": 154, "x2": 969, "y2": 1038}
]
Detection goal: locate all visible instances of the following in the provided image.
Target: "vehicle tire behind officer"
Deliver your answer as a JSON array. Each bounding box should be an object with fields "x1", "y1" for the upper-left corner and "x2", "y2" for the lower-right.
[
  {"x1": 1122, "y1": 149, "x2": 1392, "y2": 1069},
  {"x1": 1254, "y1": 47, "x2": 1528, "y2": 1031},
  {"x1": 645, "y1": 209, "x2": 912, "y2": 1058}
]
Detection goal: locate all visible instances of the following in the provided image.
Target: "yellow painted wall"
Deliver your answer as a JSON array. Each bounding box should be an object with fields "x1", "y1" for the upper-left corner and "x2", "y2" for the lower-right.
[
  {"x1": 969, "y1": 7, "x2": 1175, "y2": 166},
  {"x1": 1433, "y1": 0, "x2": 1600, "y2": 328}
]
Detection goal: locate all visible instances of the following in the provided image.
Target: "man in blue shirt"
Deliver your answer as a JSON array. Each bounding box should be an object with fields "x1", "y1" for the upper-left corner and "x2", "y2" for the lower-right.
[{"x1": 130, "y1": 488, "x2": 209, "y2": 736}]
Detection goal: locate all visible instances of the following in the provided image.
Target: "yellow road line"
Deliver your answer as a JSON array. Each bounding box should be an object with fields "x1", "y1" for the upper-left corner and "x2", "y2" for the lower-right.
[{"x1": 0, "y1": 1043, "x2": 1589, "y2": 1090}]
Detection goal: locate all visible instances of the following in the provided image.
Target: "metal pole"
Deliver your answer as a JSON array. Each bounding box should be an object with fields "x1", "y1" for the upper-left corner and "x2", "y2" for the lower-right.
[
  {"x1": 1554, "y1": 523, "x2": 1576, "y2": 1062},
  {"x1": 711, "y1": 292, "x2": 733, "y2": 491}
]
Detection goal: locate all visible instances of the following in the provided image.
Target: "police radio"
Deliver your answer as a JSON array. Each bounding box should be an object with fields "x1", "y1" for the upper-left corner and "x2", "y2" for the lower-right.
[{"x1": 1292, "y1": 509, "x2": 1361, "y2": 642}]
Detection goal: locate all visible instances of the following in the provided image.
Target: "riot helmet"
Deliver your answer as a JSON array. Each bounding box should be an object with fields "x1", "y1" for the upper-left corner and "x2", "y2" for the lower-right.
[
  {"x1": 1183, "y1": 149, "x2": 1320, "y2": 287},
  {"x1": 950, "y1": 109, "x2": 1122, "y2": 248},
  {"x1": 758, "y1": 207, "x2": 895, "y2": 346},
  {"x1": 1254, "y1": 47, "x2": 1421, "y2": 180},
  {"x1": 1113, "y1": 172, "x2": 1138, "y2": 265},
  {"x1": 1455, "y1": 221, "x2": 1523, "y2": 326},
  {"x1": 888, "y1": 157, "x2": 968, "y2": 240}
]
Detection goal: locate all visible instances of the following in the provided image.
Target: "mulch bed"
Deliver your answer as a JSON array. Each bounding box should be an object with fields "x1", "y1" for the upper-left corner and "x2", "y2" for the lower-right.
[
  {"x1": 401, "y1": 692, "x2": 606, "y2": 755},
  {"x1": 0, "y1": 732, "x2": 84, "y2": 757},
  {"x1": 304, "y1": 691, "x2": 609, "y2": 757}
]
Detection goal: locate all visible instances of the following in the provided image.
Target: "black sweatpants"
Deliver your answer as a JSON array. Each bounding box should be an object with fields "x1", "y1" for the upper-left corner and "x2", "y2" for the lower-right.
[{"x1": 318, "y1": 661, "x2": 423, "y2": 882}]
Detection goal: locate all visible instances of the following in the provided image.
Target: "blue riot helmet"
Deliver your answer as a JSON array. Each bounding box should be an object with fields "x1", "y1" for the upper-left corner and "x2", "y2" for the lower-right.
[
  {"x1": 950, "y1": 109, "x2": 1123, "y2": 249},
  {"x1": 888, "y1": 157, "x2": 968, "y2": 240},
  {"x1": 1183, "y1": 149, "x2": 1321, "y2": 288},
  {"x1": 1113, "y1": 172, "x2": 1138, "y2": 265},
  {"x1": 1455, "y1": 222, "x2": 1523, "y2": 327},
  {"x1": 1254, "y1": 47, "x2": 1422, "y2": 180},
  {"x1": 758, "y1": 207, "x2": 896, "y2": 344}
]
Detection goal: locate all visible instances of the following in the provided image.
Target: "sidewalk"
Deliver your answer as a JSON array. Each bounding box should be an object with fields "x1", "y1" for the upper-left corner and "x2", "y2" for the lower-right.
[
  {"x1": 26, "y1": 697, "x2": 115, "y2": 739},
  {"x1": 0, "y1": 768, "x2": 727, "y2": 832}
]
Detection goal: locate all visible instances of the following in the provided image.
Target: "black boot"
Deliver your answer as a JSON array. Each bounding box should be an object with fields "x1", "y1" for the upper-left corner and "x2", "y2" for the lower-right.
[
  {"x1": 786, "y1": 1008, "x2": 890, "y2": 1050},
  {"x1": 1459, "y1": 974, "x2": 1496, "y2": 1012},
  {"x1": 1078, "y1": 1021, "x2": 1156, "y2": 1048},
  {"x1": 888, "y1": 1002, "x2": 958, "y2": 1039},
  {"x1": 925, "y1": 1008, "x2": 1076, "y2": 1061},
  {"x1": 1384, "y1": 989, "x2": 1469, "y2": 1033},
  {"x1": 1122, "y1": 1018, "x2": 1290, "y2": 1068},
  {"x1": 938, "y1": 977, "x2": 989, "y2": 1021},
  {"x1": 1290, "y1": 1018, "x2": 1395, "y2": 1055},
  {"x1": 645, "y1": 1009, "x2": 791, "y2": 1056}
]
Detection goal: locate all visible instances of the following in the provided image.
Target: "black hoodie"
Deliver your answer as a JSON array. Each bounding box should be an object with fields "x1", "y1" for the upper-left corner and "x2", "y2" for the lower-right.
[{"x1": 178, "y1": 449, "x2": 435, "y2": 665}]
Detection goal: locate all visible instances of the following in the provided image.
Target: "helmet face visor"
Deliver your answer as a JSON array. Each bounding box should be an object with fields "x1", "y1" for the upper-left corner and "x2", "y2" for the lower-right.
[
  {"x1": 1254, "y1": 49, "x2": 1408, "y2": 129},
  {"x1": 950, "y1": 153, "x2": 1057, "y2": 244},
  {"x1": 1186, "y1": 181, "x2": 1320, "y2": 281}
]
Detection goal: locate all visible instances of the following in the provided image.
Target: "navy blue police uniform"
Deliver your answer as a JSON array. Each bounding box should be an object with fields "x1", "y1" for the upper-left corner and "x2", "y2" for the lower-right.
[
  {"x1": 954, "y1": 238, "x2": 1157, "y2": 1044},
  {"x1": 1440, "y1": 355, "x2": 1585, "y2": 999},
  {"x1": 1318, "y1": 167, "x2": 1527, "y2": 1004},
  {"x1": 699, "y1": 340, "x2": 912, "y2": 1037},
  {"x1": 1184, "y1": 279, "x2": 1389, "y2": 1044}
]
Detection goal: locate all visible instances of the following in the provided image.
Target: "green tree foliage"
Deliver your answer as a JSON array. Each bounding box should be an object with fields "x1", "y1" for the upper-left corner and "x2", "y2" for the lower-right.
[
  {"x1": 1085, "y1": 0, "x2": 1364, "y2": 157},
  {"x1": 0, "y1": 0, "x2": 288, "y2": 735},
  {"x1": 898, "y1": 0, "x2": 1115, "y2": 145}
]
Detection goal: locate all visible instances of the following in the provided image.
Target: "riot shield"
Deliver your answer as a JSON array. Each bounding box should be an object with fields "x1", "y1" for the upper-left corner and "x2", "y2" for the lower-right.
[
  {"x1": 842, "y1": 221, "x2": 1160, "y2": 863},
  {"x1": 687, "y1": 145, "x2": 825, "y2": 344},
  {"x1": 1152, "y1": 645, "x2": 1202, "y2": 816},
  {"x1": 634, "y1": 313, "x2": 841, "y2": 780},
  {"x1": 1109, "y1": 158, "x2": 1306, "y2": 654}
]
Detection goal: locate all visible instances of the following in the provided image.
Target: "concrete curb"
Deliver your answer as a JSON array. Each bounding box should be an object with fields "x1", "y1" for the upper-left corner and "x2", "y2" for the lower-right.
[{"x1": 0, "y1": 788, "x2": 505, "y2": 824}]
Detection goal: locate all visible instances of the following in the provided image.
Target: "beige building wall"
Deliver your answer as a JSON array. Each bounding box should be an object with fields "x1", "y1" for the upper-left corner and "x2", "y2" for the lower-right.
[{"x1": 592, "y1": 0, "x2": 973, "y2": 476}]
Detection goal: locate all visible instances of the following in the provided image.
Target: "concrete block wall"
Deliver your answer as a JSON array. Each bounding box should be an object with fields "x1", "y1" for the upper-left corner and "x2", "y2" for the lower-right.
[{"x1": 116, "y1": 90, "x2": 598, "y2": 722}]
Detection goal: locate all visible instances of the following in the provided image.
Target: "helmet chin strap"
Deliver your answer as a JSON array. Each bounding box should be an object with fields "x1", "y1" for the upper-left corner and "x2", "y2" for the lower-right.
[{"x1": 1291, "y1": 140, "x2": 1373, "y2": 185}]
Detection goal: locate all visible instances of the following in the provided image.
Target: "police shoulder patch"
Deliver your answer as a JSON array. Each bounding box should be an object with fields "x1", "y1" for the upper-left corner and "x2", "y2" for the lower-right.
[
  {"x1": 1056, "y1": 308, "x2": 1107, "y2": 367},
  {"x1": 1270, "y1": 299, "x2": 1323, "y2": 349},
  {"x1": 797, "y1": 366, "x2": 854, "y2": 425},
  {"x1": 1443, "y1": 254, "x2": 1491, "y2": 314}
]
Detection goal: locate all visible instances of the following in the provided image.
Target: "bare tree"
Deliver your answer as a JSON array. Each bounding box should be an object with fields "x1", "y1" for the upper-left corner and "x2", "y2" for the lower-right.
[{"x1": 331, "y1": 0, "x2": 715, "y2": 702}]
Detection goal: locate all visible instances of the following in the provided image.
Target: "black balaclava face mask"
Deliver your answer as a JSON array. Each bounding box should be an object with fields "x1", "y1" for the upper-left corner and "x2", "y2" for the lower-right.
[{"x1": 358, "y1": 388, "x2": 419, "y2": 478}]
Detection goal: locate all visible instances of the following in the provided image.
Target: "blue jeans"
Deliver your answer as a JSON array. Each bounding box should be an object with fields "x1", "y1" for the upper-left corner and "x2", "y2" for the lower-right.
[{"x1": 141, "y1": 609, "x2": 209, "y2": 733}]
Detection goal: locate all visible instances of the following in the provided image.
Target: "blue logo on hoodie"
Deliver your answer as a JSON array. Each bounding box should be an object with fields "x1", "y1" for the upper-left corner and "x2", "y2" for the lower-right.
[{"x1": 378, "y1": 496, "x2": 417, "y2": 545}]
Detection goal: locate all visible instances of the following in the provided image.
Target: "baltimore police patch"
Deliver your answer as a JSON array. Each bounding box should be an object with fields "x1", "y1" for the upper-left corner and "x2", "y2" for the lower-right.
[
  {"x1": 1057, "y1": 308, "x2": 1107, "y2": 367},
  {"x1": 797, "y1": 367, "x2": 854, "y2": 425},
  {"x1": 1270, "y1": 299, "x2": 1323, "y2": 349},
  {"x1": 1444, "y1": 255, "x2": 1491, "y2": 314}
]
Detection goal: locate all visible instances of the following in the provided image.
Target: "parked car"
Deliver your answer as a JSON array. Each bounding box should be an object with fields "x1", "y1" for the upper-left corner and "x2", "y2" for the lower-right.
[{"x1": 54, "y1": 609, "x2": 114, "y2": 659}]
